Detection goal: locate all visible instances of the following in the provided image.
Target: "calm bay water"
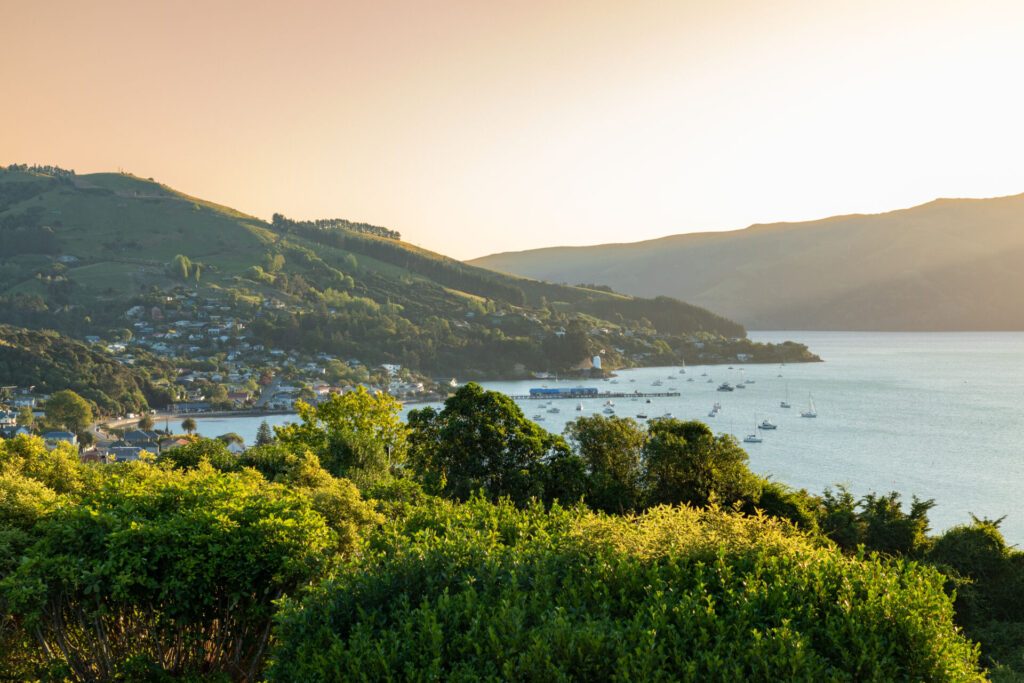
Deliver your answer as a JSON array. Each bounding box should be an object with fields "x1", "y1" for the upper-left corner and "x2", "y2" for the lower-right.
[{"x1": 190, "y1": 332, "x2": 1024, "y2": 542}]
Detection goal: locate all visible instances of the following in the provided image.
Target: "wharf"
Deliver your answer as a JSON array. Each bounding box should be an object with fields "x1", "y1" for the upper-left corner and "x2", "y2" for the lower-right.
[{"x1": 509, "y1": 391, "x2": 681, "y2": 400}]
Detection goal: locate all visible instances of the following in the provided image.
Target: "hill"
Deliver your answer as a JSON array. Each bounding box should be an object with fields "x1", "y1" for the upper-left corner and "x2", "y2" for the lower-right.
[
  {"x1": 471, "y1": 193, "x2": 1024, "y2": 330},
  {"x1": 0, "y1": 165, "x2": 816, "y2": 377},
  {"x1": 0, "y1": 325, "x2": 175, "y2": 414}
]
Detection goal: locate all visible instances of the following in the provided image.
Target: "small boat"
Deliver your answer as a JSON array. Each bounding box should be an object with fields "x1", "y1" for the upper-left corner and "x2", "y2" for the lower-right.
[
  {"x1": 759, "y1": 419, "x2": 777, "y2": 430},
  {"x1": 547, "y1": 407, "x2": 560, "y2": 414},
  {"x1": 603, "y1": 400, "x2": 615, "y2": 407},
  {"x1": 800, "y1": 395, "x2": 817, "y2": 418},
  {"x1": 686, "y1": 377, "x2": 695, "y2": 382},
  {"x1": 701, "y1": 371, "x2": 708, "y2": 377},
  {"x1": 652, "y1": 379, "x2": 664, "y2": 387},
  {"x1": 736, "y1": 383, "x2": 746, "y2": 390},
  {"x1": 661, "y1": 412, "x2": 673, "y2": 419},
  {"x1": 679, "y1": 368, "x2": 686, "y2": 374},
  {"x1": 707, "y1": 408, "x2": 718, "y2": 417},
  {"x1": 532, "y1": 414, "x2": 545, "y2": 421},
  {"x1": 575, "y1": 402, "x2": 584, "y2": 411},
  {"x1": 780, "y1": 383, "x2": 792, "y2": 409},
  {"x1": 744, "y1": 416, "x2": 763, "y2": 442},
  {"x1": 717, "y1": 382, "x2": 735, "y2": 392},
  {"x1": 706, "y1": 378, "x2": 714, "y2": 383},
  {"x1": 646, "y1": 399, "x2": 652, "y2": 403},
  {"x1": 603, "y1": 407, "x2": 615, "y2": 415},
  {"x1": 636, "y1": 413, "x2": 648, "y2": 419}
]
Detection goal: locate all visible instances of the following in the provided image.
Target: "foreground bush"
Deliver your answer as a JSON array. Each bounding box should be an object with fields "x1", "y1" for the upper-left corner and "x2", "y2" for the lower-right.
[
  {"x1": 1, "y1": 463, "x2": 343, "y2": 680},
  {"x1": 269, "y1": 498, "x2": 981, "y2": 681}
]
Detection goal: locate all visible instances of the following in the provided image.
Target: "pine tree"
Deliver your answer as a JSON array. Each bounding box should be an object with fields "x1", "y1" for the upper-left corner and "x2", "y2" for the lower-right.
[{"x1": 256, "y1": 420, "x2": 273, "y2": 445}]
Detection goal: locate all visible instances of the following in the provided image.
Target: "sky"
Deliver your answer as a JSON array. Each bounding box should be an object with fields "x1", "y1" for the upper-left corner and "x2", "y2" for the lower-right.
[{"x1": 3, "y1": 0, "x2": 1024, "y2": 259}]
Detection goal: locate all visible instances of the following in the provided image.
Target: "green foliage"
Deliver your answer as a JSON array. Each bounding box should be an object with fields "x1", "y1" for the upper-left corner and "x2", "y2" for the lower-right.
[
  {"x1": 820, "y1": 486, "x2": 934, "y2": 556},
  {"x1": 408, "y1": 383, "x2": 568, "y2": 505},
  {"x1": 171, "y1": 253, "x2": 192, "y2": 280},
  {"x1": 181, "y1": 416, "x2": 197, "y2": 434},
  {"x1": 563, "y1": 414, "x2": 645, "y2": 513},
  {"x1": 158, "y1": 437, "x2": 239, "y2": 471},
  {"x1": 644, "y1": 418, "x2": 762, "y2": 509},
  {"x1": 275, "y1": 388, "x2": 407, "y2": 487},
  {"x1": 0, "y1": 325, "x2": 172, "y2": 416},
  {"x1": 43, "y1": 389, "x2": 93, "y2": 434},
  {"x1": 268, "y1": 497, "x2": 981, "y2": 681},
  {"x1": 255, "y1": 419, "x2": 274, "y2": 445},
  {"x1": 927, "y1": 519, "x2": 1024, "y2": 672},
  {"x1": 1, "y1": 463, "x2": 338, "y2": 680}
]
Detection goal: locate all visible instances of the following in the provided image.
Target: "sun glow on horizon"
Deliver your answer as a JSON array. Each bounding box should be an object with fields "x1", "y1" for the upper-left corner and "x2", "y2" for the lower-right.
[{"x1": 3, "y1": 0, "x2": 1024, "y2": 258}]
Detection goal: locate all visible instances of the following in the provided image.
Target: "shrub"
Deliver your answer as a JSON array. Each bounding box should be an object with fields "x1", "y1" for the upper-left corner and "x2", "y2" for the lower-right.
[
  {"x1": 268, "y1": 498, "x2": 981, "y2": 681},
  {"x1": 1, "y1": 463, "x2": 337, "y2": 680}
]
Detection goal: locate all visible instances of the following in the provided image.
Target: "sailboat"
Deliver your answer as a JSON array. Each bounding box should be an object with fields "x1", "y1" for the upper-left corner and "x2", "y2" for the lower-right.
[
  {"x1": 780, "y1": 383, "x2": 791, "y2": 409},
  {"x1": 800, "y1": 394, "x2": 817, "y2": 418},
  {"x1": 743, "y1": 416, "x2": 763, "y2": 443}
]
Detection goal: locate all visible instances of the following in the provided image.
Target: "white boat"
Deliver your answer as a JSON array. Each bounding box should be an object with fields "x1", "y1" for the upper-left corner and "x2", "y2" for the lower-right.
[
  {"x1": 708, "y1": 408, "x2": 718, "y2": 417},
  {"x1": 575, "y1": 402, "x2": 584, "y2": 411},
  {"x1": 780, "y1": 384, "x2": 792, "y2": 409},
  {"x1": 800, "y1": 395, "x2": 817, "y2": 418},
  {"x1": 717, "y1": 382, "x2": 734, "y2": 392},
  {"x1": 652, "y1": 379, "x2": 663, "y2": 387},
  {"x1": 547, "y1": 407, "x2": 560, "y2": 414},
  {"x1": 736, "y1": 383, "x2": 746, "y2": 390},
  {"x1": 758, "y1": 418, "x2": 777, "y2": 430},
  {"x1": 603, "y1": 400, "x2": 615, "y2": 407},
  {"x1": 687, "y1": 377, "x2": 695, "y2": 382},
  {"x1": 744, "y1": 416, "x2": 763, "y2": 442},
  {"x1": 603, "y1": 407, "x2": 615, "y2": 415}
]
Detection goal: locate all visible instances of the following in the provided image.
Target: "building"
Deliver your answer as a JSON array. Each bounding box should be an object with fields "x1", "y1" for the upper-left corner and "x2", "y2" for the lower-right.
[{"x1": 42, "y1": 431, "x2": 78, "y2": 449}]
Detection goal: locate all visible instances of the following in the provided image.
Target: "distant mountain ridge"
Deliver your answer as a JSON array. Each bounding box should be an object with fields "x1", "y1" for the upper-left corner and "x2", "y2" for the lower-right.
[{"x1": 470, "y1": 193, "x2": 1024, "y2": 330}]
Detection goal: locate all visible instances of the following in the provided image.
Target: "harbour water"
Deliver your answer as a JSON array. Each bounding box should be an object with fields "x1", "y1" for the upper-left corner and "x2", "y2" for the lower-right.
[{"x1": 189, "y1": 331, "x2": 1024, "y2": 542}]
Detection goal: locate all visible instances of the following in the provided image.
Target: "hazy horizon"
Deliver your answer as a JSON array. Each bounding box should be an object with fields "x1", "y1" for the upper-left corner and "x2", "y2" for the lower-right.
[{"x1": 5, "y1": 0, "x2": 1024, "y2": 259}]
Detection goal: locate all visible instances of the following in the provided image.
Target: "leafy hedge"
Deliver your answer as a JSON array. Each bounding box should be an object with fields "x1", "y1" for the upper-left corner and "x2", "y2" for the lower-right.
[{"x1": 268, "y1": 497, "x2": 981, "y2": 681}]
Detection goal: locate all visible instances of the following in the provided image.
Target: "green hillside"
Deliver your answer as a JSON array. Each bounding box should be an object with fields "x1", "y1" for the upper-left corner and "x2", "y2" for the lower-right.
[
  {"x1": 0, "y1": 165, "x2": 815, "y2": 375},
  {"x1": 0, "y1": 325, "x2": 175, "y2": 414},
  {"x1": 471, "y1": 193, "x2": 1024, "y2": 331}
]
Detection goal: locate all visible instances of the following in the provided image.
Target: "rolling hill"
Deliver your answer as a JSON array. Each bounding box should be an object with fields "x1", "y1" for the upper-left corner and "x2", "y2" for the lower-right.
[
  {"x1": 0, "y1": 165, "x2": 816, "y2": 377},
  {"x1": 471, "y1": 194, "x2": 1024, "y2": 331}
]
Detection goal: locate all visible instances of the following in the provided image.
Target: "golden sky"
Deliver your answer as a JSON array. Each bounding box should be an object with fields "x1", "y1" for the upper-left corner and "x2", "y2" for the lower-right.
[{"x1": 3, "y1": 0, "x2": 1024, "y2": 258}]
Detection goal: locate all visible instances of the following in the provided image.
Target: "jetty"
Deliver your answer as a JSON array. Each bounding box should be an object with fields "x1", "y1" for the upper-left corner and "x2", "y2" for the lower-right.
[{"x1": 509, "y1": 391, "x2": 681, "y2": 400}]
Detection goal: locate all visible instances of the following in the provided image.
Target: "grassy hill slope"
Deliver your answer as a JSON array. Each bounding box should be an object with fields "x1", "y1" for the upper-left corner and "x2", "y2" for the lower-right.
[
  {"x1": 0, "y1": 165, "x2": 815, "y2": 375},
  {"x1": 471, "y1": 193, "x2": 1024, "y2": 330}
]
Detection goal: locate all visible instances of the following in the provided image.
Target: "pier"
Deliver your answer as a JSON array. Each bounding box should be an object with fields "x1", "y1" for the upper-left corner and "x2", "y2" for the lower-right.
[{"x1": 509, "y1": 391, "x2": 681, "y2": 400}]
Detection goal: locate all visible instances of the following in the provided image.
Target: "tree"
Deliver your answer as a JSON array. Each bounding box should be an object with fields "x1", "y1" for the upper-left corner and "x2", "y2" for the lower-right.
[
  {"x1": 275, "y1": 387, "x2": 407, "y2": 486},
  {"x1": 43, "y1": 390, "x2": 93, "y2": 434},
  {"x1": 564, "y1": 415, "x2": 646, "y2": 513},
  {"x1": 181, "y1": 417, "x2": 197, "y2": 435},
  {"x1": 171, "y1": 254, "x2": 191, "y2": 281},
  {"x1": 2, "y1": 464, "x2": 339, "y2": 680},
  {"x1": 15, "y1": 406, "x2": 33, "y2": 427},
  {"x1": 255, "y1": 420, "x2": 274, "y2": 446},
  {"x1": 217, "y1": 432, "x2": 244, "y2": 446},
  {"x1": 643, "y1": 419, "x2": 761, "y2": 509},
  {"x1": 137, "y1": 414, "x2": 154, "y2": 430},
  {"x1": 407, "y1": 383, "x2": 567, "y2": 505}
]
